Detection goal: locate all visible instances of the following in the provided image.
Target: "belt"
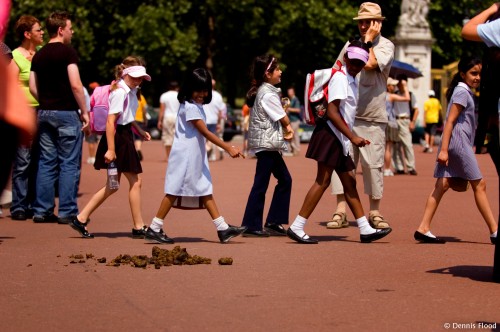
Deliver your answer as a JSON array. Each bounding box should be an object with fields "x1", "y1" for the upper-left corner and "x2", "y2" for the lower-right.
[{"x1": 396, "y1": 115, "x2": 410, "y2": 119}]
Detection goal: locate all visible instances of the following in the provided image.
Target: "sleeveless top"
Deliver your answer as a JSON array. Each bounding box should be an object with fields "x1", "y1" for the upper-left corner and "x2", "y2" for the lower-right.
[{"x1": 12, "y1": 49, "x2": 38, "y2": 107}]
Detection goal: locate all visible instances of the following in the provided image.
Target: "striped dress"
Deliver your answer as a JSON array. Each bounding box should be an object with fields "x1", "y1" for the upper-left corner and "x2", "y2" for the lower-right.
[{"x1": 434, "y1": 82, "x2": 482, "y2": 180}]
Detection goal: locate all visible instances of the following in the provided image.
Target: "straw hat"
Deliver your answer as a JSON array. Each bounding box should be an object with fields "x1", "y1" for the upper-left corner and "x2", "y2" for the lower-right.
[{"x1": 353, "y1": 2, "x2": 385, "y2": 21}]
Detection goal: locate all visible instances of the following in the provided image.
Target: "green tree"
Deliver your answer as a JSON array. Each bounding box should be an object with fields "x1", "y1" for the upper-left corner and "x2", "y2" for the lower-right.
[{"x1": 6, "y1": 0, "x2": 495, "y2": 106}]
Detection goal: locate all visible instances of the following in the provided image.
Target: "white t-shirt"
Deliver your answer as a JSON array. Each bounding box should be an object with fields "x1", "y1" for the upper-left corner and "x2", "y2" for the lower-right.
[
  {"x1": 326, "y1": 65, "x2": 358, "y2": 156},
  {"x1": 159, "y1": 90, "x2": 180, "y2": 118},
  {"x1": 261, "y1": 92, "x2": 286, "y2": 122},
  {"x1": 204, "y1": 90, "x2": 226, "y2": 125},
  {"x1": 478, "y1": 19, "x2": 500, "y2": 48},
  {"x1": 108, "y1": 79, "x2": 138, "y2": 125}
]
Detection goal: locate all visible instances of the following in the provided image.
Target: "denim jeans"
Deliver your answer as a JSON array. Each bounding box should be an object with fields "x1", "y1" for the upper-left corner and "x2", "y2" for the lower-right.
[
  {"x1": 33, "y1": 110, "x2": 83, "y2": 219},
  {"x1": 10, "y1": 145, "x2": 33, "y2": 214},
  {"x1": 241, "y1": 151, "x2": 292, "y2": 231}
]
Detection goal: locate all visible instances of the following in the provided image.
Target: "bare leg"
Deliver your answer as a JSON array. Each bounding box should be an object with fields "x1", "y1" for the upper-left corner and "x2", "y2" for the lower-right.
[
  {"x1": 297, "y1": 163, "x2": 334, "y2": 218},
  {"x1": 416, "y1": 178, "x2": 448, "y2": 234},
  {"x1": 424, "y1": 132, "x2": 430, "y2": 149},
  {"x1": 369, "y1": 198, "x2": 381, "y2": 215},
  {"x1": 123, "y1": 172, "x2": 145, "y2": 229},
  {"x1": 77, "y1": 175, "x2": 121, "y2": 225},
  {"x1": 384, "y1": 141, "x2": 393, "y2": 170},
  {"x1": 337, "y1": 171, "x2": 365, "y2": 219},
  {"x1": 201, "y1": 195, "x2": 221, "y2": 219},
  {"x1": 165, "y1": 145, "x2": 172, "y2": 161},
  {"x1": 155, "y1": 194, "x2": 177, "y2": 219},
  {"x1": 429, "y1": 134, "x2": 435, "y2": 150},
  {"x1": 88, "y1": 142, "x2": 97, "y2": 159},
  {"x1": 471, "y1": 179, "x2": 498, "y2": 234}
]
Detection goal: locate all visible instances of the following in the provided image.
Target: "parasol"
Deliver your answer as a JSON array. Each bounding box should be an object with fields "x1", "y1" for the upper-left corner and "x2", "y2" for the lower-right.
[{"x1": 389, "y1": 60, "x2": 423, "y2": 79}]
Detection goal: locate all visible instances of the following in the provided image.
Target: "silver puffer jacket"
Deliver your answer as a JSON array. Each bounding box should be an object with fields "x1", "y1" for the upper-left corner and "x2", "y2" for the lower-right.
[{"x1": 248, "y1": 83, "x2": 286, "y2": 151}]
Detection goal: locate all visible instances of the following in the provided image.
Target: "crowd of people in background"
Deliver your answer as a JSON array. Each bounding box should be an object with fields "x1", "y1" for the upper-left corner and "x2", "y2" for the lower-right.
[{"x1": 2, "y1": 2, "x2": 499, "y2": 247}]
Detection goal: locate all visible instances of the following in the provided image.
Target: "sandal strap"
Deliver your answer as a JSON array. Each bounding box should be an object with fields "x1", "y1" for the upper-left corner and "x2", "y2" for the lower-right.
[{"x1": 331, "y1": 212, "x2": 346, "y2": 221}]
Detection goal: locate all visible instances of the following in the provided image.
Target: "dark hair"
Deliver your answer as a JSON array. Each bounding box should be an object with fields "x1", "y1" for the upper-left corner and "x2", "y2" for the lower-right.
[
  {"x1": 168, "y1": 81, "x2": 179, "y2": 90},
  {"x1": 177, "y1": 68, "x2": 212, "y2": 104},
  {"x1": 396, "y1": 74, "x2": 408, "y2": 81},
  {"x1": 347, "y1": 39, "x2": 369, "y2": 52},
  {"x1": 446, "y1": 56, "x2": 482, "y2": 102},
  {"x1": 14, "y1": 15, "x2": 40, "y2": 41},
  {"x1": 46, "y1": 11, "x2": 71, "y2": 38},
  {"x1": 246, "y1": 54, "x2": 279, "y2": 107}
]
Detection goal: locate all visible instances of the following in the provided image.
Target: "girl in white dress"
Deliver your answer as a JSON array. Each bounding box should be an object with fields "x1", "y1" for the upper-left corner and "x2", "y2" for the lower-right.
[{"x1": 145, "y1": 68, "x2": 246, "y2": 244}]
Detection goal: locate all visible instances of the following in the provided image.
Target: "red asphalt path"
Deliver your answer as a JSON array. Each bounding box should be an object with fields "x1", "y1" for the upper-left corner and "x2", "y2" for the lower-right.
[{"x1": 0, "y1": 139, "x2": 499, "y2": 331}]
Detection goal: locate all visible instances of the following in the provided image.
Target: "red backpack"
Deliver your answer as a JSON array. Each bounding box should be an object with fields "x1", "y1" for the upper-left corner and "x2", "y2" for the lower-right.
[
  {"x1": 304, "y1": 60, "x2": 344, "y2": 125},
  {"x1": 89, "y1": 84, "x2": 128, "y2": 134}
]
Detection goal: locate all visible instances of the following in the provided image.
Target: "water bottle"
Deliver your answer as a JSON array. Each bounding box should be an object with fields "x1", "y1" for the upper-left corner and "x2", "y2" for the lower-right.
[{"x1": 107, "y1": 161, "x2": 119, "y2": 190}]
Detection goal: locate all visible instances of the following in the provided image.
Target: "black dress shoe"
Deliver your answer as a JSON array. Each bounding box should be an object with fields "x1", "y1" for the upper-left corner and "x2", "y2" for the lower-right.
[
  {"x1": 360, "y1": 228, "x2": 392, "y2": 243},
  {"x1": 491, "y1": 236, "x2": 497, "y2": 245},
  {"x1": 33, "y1": 214, "x2": 58, "y2": 223},
  {"x1": 145, "y1": 227, "x2": 174, "y2": 244},
  {"x1": 218, "y1": 225, "x2": 247, "y2": 243},
  {"x1": 11, "y1": 211, "x2": 27, "y2": 221},
  {"x1": 58, "y1": 216, "x2": 76, "y2": 224},
  {"x1": 264, "y1": 223, "x2": 287, "y2": 236},
  {"x1": 242, "y1": 229, "x2": 271, "y2": 237},
  {"x1": 413, "y1": 231, "x2": 446, "y2": 244},
  {"x1": 286, "y1": 228, "x2": 318, "y2": 244},
  {"x1": 132, "y1": 226, "x2": 148, "y2": 239},
  {"x1": 69, "y1": 218, "x2": 94, "y2": 239}
]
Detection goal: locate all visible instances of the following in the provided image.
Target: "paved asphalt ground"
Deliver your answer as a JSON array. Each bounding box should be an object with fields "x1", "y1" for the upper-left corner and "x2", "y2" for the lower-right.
[{"x1": 0, "y1": 138, "x2": 499, "y2": 331}]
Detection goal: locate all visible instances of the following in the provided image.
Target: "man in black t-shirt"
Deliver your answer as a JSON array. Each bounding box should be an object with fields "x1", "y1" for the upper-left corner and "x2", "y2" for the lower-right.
[{"x1": 29, "y1": 11, "x2": 89, "y2": 224}]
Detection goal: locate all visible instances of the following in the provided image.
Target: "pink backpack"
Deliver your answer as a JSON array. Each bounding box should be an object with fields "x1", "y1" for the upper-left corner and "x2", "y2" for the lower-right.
[
  {"x1": 89, "y1": 84, "x2": 128, "y2": 134},
  {"x1": 304, "y1": 60, "x2": 344, "y2": 125}
]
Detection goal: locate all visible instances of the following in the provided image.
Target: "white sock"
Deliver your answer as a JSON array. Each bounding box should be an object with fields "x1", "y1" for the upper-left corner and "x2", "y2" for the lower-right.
[
  {"x1": 356, "y1": 216, "x2": 376, "y2": 235},
  {"x1": 491, "y1": 231, "x2": 497, "y2": 238},
  {"x1": 425, "y1": 231, "x2": 436, "y2": 238},
  {"x1": 213, "y1": 216, "x2": 229, "y2": 231},
  {"x1": 150, "y1": 217, "x2": 164, "y2": 232},
  {"x1": 290, "y1": 215, "x2": 309, "y2": 239}
]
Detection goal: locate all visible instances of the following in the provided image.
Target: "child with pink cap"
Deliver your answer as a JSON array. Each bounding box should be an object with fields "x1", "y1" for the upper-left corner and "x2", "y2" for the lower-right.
[
  {"x1": 287, "y1": 40, "x2": 392, "y2": 244},
  {"x1": 70, "y1": 56, "x2": 152, "y2": 239}
]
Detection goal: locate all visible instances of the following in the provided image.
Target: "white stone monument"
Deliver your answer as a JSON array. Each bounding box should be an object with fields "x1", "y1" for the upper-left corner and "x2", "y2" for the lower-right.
[{"x1": 393, "y1": 0, "x2": 433, "y2": 126}]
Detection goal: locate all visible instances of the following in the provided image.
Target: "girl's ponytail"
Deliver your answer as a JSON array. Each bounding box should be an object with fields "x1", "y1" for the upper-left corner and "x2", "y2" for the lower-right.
[
  {"x1": 246, "y1": 80, "x2": 258, "y2": 107},
  {"x1": 445, "y1": 73, "x2": 461, "y2": 103}
]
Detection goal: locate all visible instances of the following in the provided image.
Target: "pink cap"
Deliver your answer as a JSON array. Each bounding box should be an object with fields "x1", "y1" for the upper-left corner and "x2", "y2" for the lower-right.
[
  {"x1": 122, "y1": 66, "x2": 151, "y2": 81},
  {"x1": 346, "y1": 45, "x2": 369, "y2": 63}
]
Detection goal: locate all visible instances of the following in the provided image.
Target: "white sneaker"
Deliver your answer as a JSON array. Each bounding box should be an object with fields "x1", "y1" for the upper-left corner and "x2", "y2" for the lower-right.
[
  {"x1": 383, "y1": 169, "x2": 394, "y2": 177},
  {"x1": 87, "y1": 157, "x2": 95, "y2": 164}
]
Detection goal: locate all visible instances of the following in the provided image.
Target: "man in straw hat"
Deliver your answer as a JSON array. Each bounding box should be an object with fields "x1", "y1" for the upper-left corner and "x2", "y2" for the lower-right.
[{"x1": 327, "y1": 2, "x2": 395, "y2": 230}]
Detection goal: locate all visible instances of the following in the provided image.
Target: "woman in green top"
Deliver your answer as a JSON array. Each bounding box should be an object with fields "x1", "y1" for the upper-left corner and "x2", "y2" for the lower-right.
[{"x1": 10, "y1": 15, "x2": 44, "y2": 221}]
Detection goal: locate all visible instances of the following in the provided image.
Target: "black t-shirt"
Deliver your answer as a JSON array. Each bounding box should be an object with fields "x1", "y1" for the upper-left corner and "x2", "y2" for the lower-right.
[{"x1": 31, "y1": 42, "x2": 79, "y2": 110}]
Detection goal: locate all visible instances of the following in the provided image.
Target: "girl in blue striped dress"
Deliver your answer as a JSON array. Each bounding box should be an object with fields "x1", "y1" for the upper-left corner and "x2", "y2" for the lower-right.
[{"x1": 415, "y1": 57, "x2": 498, "y2": 244}]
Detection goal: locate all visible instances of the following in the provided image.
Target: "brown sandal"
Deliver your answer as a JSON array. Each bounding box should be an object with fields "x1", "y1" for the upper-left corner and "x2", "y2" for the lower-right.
[
  {"x1": 368, "y1": 214, "x2": 390, "y2": 229},
  {"x1": 326, "y1": 212, "x2": 348, "y2": 229}
]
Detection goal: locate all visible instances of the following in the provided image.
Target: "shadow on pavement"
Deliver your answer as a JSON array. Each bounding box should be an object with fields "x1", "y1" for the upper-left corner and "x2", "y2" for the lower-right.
[{"x1": 427, "y1": 265, "x2": 494, "y2": 283}]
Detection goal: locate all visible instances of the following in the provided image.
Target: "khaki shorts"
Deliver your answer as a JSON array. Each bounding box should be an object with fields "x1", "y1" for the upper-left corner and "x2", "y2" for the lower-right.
[
  {"x1": 331, "y1": 120, "x2": 385, "y2": 199},
  {"x1": 385, "y1": 124, "x2": 399, "y2": 143},
  {"x1": 161, "y1": 115, "x2": 176, "y2": 146}
]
